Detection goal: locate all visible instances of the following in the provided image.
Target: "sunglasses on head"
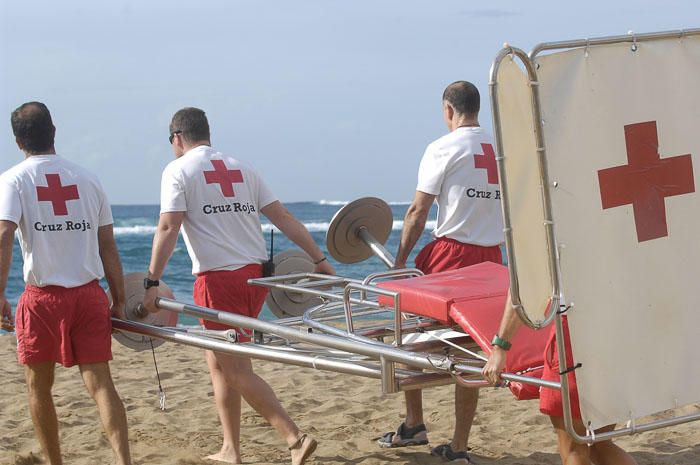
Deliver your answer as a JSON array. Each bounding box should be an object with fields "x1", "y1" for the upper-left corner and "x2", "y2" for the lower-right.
[{"x1": 169, "y1": 130, "x2": 182, "y2": 144}]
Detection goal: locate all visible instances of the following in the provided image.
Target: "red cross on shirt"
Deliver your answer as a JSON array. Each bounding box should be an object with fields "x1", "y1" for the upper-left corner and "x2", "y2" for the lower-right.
[
  {"x1": 36, "y1": 173, "x2": 80, "y2": 216},
  {"x1": 598, "y1": 121, "x2": 695, "y2": 242},
  {"x1": 474, "y1": 143, "x2": 499, "y2": 184},
  {"x1": 203, "y1": 160, "x2": 244, "y2": 197}
]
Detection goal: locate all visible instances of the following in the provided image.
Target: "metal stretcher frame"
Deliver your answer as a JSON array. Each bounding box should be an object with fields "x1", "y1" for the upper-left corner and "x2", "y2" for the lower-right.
[
  {"x1": 111, "y1": 269, "x2": 560, "y2": 394},
  {"x1": 488, "y1": 28, "x2": 700, "y2": 444}
]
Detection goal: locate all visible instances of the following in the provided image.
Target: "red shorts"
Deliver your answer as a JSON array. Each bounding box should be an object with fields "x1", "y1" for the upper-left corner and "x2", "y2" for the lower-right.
[
  {"x1": 193, "y1": 264, "x2": 268, "y2": 342},
  {"x1": 15, "y1": 280, "x2": 112, "y2": 367},
  {"x1": 415, "y1": 237, "x2": 502, "y2": 274},
  {"x1": 539, "y1": 317, "x2": 582, "y2": 419}
]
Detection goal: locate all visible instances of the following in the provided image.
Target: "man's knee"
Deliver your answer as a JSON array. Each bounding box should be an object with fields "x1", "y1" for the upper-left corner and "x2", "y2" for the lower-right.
[
  {"x1": 590, "y1": 439, "x2": 616, "y2": 455},
  {"x1": 455, "y1": 385, "x2": 479, "y2": 402},
  {"x1": 25, "y1": 362, "x2": 55, "y2": 395},
  {"x1": 209, "y1": 354, "x2": 253, "y2": 389},
  {"x1": 550, "y1": 416, "x2": 591, "y2": 462},
  {"x1": 80, "y1": 362, "x2": 118, "y2": 399}
]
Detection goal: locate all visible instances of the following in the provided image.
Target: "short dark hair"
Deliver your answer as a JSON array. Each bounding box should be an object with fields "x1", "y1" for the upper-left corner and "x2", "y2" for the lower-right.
[
  {"x1": 11, "y1": 102, "x2": 55, "y2": 154},
  {"x1": 169, "y1": 107, "x2": 210, "y2": 143},
  {"x1": 442, "y1": 81, "x2": 480, "y2": 117}
]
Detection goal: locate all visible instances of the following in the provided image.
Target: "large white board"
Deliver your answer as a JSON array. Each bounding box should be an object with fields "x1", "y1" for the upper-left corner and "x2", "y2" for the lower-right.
[{"x1": 534, "y1": 35, "x2": 700, "y2": 429}]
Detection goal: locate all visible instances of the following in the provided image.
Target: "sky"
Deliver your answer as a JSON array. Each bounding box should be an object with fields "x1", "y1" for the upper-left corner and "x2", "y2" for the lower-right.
[{"x1": 1, "y1": 0, "x2": 697, "y2": 204}]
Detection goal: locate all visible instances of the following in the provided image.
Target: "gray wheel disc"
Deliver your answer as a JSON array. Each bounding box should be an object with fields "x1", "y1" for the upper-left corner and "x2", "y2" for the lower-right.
[
  {"x1": 326, "y1": 197, "x2": 393, "y2": 264},
  {"x1": 111, "y1": 272, "x2": 178, "y2": 351},
  {"x1": 266, "y1": 250, "x2": 323, "y2": 318}
]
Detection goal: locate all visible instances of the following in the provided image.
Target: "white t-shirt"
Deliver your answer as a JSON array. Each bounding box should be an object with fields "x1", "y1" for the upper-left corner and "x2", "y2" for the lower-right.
[
  {"x1": 160, "y1": 145, "x2": 277, "y2": 274},
  {"x1": 416, "y1": 127, "x2": 504, "y2": 246},
  {"x1": 0, "y1": 155, "x2": 113, "y2": 287}
]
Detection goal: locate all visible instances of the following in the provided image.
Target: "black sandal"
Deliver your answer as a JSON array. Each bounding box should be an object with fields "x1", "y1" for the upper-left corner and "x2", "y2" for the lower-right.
[
  {"x1": 431, "y1": 443, "x2": 472, "y2": 463},
  {"x1": 377, "y1": 422, "x2": 429, "y2": 448}
]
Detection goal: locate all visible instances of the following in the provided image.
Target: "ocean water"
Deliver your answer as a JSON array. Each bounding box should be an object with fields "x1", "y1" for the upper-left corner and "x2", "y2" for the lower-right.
[{"x1": 2, "y1": 201, "x2": 449, "y2": 331}]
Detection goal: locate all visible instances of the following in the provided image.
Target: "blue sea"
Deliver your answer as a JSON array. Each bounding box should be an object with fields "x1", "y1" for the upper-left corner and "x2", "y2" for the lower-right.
[{"x1": 2, "y1": 201, "x2": 446, "y2": 332}]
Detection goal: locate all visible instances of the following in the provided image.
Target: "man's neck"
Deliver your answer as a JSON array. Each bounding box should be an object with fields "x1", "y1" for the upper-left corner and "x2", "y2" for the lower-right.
[
  {"x1": 451, "y1": 118, "x2": 479, "y2": 131},
  {"x1": 177, "y1": 141, "x2": 211, "y2": 159},
  {"x1": 24, "y1": 148, "x2": 56, "y2": 159},
  {"x1": 183, "y1": 141, "x2": 212, "y2": 152}
]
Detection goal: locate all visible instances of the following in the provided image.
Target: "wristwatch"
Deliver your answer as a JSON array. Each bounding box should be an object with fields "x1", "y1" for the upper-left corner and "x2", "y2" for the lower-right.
[
  {"x1": 491, "y1": 334, "x2": 512, "y2": 351},
  {"x1": 143, "y1": 278, "x2": 160, "y2": 289}
]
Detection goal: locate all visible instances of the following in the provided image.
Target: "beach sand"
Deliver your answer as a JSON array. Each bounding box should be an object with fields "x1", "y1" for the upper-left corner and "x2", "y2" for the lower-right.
[{"x1": 1, "y1": 335, "x2": 698, "y2": 465}]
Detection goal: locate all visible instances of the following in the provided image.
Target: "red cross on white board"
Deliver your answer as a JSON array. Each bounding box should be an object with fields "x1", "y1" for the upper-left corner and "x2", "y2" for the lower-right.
[
  {"x1": 36, "y1": 173, "x2": 80, "y2": 216},
  {"x1": 597, "y1": 121, "x2": 695, "y2": 242},
  {"x1": 203, "y1": 160, "x2": 244, "y2": 197},
  {"x1": 474, "y1": 143, "x2": 499, "y2": 184}
]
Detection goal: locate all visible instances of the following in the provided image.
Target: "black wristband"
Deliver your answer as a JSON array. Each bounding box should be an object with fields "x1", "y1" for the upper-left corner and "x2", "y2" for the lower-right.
[{"x1": 313, "y1": 256, "x2": 327, "y2": 265}]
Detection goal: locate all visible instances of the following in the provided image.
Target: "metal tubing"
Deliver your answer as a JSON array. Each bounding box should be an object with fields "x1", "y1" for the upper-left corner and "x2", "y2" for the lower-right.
[
  {"x1": 300, "y1": 300, "x2": 446, "y2": 343},
  {"x1": 343, "y1": 282, "x2": 403, "y2": 347},
  {"x1": 114, "y1": 316, "x2": 700, "y2": 439},
  {"x1": 154, "y1": 297, "x2": 555, "y2": 388},
  {"x1": 256, "y1": 281, "x2": 383, "y2": 309},
  {"x1": 302, "y1": 307, "x2": 389, "y2": 347},
  {"x1": 450, "y1": 361, "x2": 560, "y2": 389},
  {"x1": 530, "y1": 28, "x2": 700, "y2": 58},
  {"x1": 488, "y1": 46, "x2": 560, "y2": 329},
  {"x1": 341, "y1": 283, "x2": 399, "y2": 337},
  {"x1": 454, "y1": 375, "x2": 492, "y2": 388},
  {"x1": 488, "y1": 44, "x2": 601, "y2": 444},
  {"x1": 251, "y1": 271, "x2": 361, "y2": 284},
  {"x1": 112, "y1": 318, "x2": 384, "y2": 379},
  {"x1": 358, "y1": 226, "x2": 396, "y2": 268},
  {"x1": 573, "y1": 411, "x2": 700, "y2": 444},
  {"x1": 361, "y1": 268, "x2": 423, "y2": 285},
  {"x1": 276, "y1": 303, "x2": 389, "y2": 327},
  {"x1": 399, "y1": 372, "x2": 457, "y2": 391},
  {"x1": 157, "y1": 296, "x2": 446, "y2": 369},
  {"x1": 552, "y1": 311, "x2": 581, "y2": 442},
  {"x1": 289, "y1": 277, "x2": 350, "y2": 288},
  {"x1": 358, "y1": 319, "x2": 451, "y2": 340},
  {"x1": 394, "y1": 290, "x2": 402, "y2": 347},
  {"x1": 380, "y1": 355, "x2": 398, "y2": 394}
]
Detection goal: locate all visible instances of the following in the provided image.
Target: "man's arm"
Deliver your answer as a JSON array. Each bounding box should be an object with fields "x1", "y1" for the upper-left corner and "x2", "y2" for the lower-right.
[
  {"x1": 482, "y1": 291, "x2": 523, "y2": 385},
  {"x1": 0, "y1": 220, "x2": 17, "y2": 327},
  {"x1": 394, "y1": 191, "x2": 435, "y2": 269},
  {"x1": 143, "y1": 212, "x2": 185, "y2": 312},
  {"x1": 261, "y1": 201, "x2": 335, "y2": 275},
  {"x1": 98, "y1": 224, "x2": 126, "y2": 319}
]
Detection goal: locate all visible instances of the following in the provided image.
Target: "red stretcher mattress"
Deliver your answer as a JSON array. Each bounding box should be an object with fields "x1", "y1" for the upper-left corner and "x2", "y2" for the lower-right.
[{"x1": 378, "y1": 261, "x2": 549, "y2": 400}]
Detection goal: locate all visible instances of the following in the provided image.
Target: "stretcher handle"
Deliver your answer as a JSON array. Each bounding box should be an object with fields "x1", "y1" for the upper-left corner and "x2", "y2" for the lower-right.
[{"x1": 453, "y1": 373, "x2": 492, "y2": 388}]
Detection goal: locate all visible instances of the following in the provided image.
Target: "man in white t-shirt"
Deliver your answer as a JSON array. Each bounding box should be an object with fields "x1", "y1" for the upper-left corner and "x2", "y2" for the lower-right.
[
  {"x1": 142, "y1": 107, "x2": 334, "y2": 465},
  {"x1": 377, "y1": 82, "x2": 504, "y2": 462},
  {"x1": 0, "y1": 102, "x2": 131, "y2": 465}
]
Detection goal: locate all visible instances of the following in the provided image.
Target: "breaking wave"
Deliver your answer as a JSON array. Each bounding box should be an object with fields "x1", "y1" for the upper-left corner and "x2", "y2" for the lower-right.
[
  {"x1": 114, "y1": 225, "x2": 158, "y2": 235},
  {"x1": 318, "y1": 200, "x2": 349, "y2": 206},
  {"x1": 113, "y1": 220, "x2": 436, "y2": 236},
  {"x1": 317, "y1": 200, "x2": 410, "y2": 206}
]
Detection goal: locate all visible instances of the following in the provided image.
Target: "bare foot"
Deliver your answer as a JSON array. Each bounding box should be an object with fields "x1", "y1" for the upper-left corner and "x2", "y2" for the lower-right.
[
  {"x1": 290, "y1": 434, "x2": 318, "y2": 465},
  {"x1": 205, "y1": 450, "x2": 242, "y2": 464}
]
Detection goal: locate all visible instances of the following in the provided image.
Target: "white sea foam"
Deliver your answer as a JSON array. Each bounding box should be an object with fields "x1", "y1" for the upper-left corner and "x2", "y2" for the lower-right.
[
  {"x1": 318, "y1": 200, "x2": 349, "y2": 206},
  {"x1": 113, "y1": 220, "x2": 435, "y2": 236},
  {"x1": 261, "y1": 222, "x2": 331, "y2": 233},
  {"x1": 318, "y1": 199, "x2": 411, "y2": 206},
  {"x1": 392, "y1": 220, "x2": 437, "y2": 230},
  {"x1": 113, "y1": 225, "x2": 158, "y2": 235}
]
